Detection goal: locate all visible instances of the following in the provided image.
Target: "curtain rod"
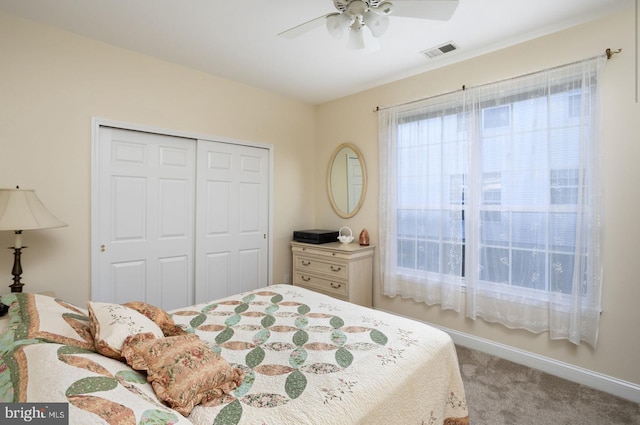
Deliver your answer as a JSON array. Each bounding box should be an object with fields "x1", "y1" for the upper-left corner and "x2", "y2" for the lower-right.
[{"x1": 373, "y1": 48, "x2": 622, "y2": 113}]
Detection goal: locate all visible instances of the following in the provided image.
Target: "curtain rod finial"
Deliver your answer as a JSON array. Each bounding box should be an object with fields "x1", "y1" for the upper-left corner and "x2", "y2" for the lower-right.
[{"x1": 605, "y1": 48, "x2": 622, "y2": 59}]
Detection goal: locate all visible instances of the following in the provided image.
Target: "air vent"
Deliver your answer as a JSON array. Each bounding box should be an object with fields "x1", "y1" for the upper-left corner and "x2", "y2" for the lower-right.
[{"x1": 421, "y1": 42, "x2": 458, "y2": 59}]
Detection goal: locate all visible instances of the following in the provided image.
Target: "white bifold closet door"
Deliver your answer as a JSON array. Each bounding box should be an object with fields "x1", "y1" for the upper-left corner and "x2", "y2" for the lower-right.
[
  {"x1": 194, "y1": 140, "x2": 269, "y2": 304},
  {"x1": 92, "y1": 126, "x2": 269, "y2": 310}
]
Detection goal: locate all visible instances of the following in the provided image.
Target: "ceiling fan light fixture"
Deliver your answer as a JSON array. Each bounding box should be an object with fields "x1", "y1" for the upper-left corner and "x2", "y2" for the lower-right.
[
  {"x1": 347, "y1": 27, "x2": 366, "y2": 49},
  {"x1": 373, "y1": 1, "x2": 394, "y2": 16},
  {"x1": 325, "y1": 1, "x2": 398, "y2": 46},
  {"x1": 326, "y1": 12, "x2": 351, "y2": 39},
  {"x1": 363, "y1": 11, "x2": 389, "y2": 37}
]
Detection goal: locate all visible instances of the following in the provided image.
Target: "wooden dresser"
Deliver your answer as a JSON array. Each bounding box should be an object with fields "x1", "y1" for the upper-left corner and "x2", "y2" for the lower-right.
[{"x1": 291, "y1": 241, "x2": 374, "y2": 307}]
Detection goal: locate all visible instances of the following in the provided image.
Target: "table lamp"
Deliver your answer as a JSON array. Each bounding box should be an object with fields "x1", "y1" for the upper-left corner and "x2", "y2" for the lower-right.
[{"x1": 0, "y1": 187, "x2": 67, "y2": 293}]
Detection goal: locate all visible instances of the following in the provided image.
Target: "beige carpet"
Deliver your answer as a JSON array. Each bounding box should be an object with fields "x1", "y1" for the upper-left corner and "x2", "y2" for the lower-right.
[{"x1": 455, "y1": 345, "x2": 640, "y2": 425}]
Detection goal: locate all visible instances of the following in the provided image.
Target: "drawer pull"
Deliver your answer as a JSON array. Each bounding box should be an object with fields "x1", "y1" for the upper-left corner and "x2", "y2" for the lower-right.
[
  {"x1": 301, "y1": 260, "x2": 311, "y2": 266},
  {"x1": 301, "y1": 276, "x2": 311, "y2": 282},
  {"x1": 330, "y1": 282, "x2": 342, "y2": 289},
  {"x1": 330, "y1": 266, "x2": 342, "y2": 272}
]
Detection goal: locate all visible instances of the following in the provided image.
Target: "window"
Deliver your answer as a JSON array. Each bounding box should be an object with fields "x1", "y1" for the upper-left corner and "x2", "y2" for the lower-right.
[
  {"x1": 550, "y1": 169, "x2": 580, "y2": 204},
  {"x1": 379, "y1": 57, "x2": 605, "y2": 346},
  {"x1": 395, "y1": 90, "x2": 589, "y2": 295},
  {"x1": 482, "y1": 172, "x2": 501, "y2": 205},
  {"x1": 482, "y1": 105, "x2": 511, "y2": 129}
]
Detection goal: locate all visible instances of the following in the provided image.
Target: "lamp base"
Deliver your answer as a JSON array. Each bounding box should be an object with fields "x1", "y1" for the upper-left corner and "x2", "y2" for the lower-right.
[{"x1": 8, "y1": 246, "x2": 25, "y2": 293}]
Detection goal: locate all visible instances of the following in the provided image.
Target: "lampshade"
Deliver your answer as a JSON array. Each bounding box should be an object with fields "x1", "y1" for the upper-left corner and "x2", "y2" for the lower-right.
[
  {"x1": 0, "y1": 188, "x2": 67, "y2": 293},
  {"x1": 0, "y1": 188, "x2": 67, "y2": 233}
]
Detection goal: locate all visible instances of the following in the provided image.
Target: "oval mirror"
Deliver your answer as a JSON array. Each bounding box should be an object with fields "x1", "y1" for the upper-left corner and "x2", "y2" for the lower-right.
[{"x1": 327, "y1": 143, "x2": 367, "y2": 219}]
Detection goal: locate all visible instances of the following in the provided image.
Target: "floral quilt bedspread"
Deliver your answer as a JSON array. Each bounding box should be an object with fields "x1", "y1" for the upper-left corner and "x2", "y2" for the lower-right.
[{"x1": 171, "y1": 284, "x2": 469, "y2": 425}]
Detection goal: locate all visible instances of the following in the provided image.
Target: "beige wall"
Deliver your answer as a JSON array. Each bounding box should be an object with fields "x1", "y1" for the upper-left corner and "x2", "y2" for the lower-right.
[
  {"x1": 316, "y1": 9, "x2": 640, "y2": 386},
  {"x1": 0, "y1": 11, "x2": 316, "y2": 304}
]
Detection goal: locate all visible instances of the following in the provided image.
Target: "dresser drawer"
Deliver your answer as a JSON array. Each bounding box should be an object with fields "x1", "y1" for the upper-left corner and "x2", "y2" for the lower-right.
[
  {"x1": 293, "y1": 272, "x2": 348, "y2": 298},
  {"x1": 293, "y1": 255, "x2": 348, "y2": 279},
  {"x1": 292, "y1": 244, "x2": 354, "y2": 261}
]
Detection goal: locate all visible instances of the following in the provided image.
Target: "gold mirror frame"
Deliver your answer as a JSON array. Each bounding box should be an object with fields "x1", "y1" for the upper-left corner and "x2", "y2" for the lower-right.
[{"x1": 327, "y1": 143, "x2": 367, "y2": 219}]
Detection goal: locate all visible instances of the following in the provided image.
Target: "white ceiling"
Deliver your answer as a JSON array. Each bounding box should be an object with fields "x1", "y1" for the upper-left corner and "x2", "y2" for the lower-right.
[{"x1": 0, "y1": 0, "x2": 632, "y2": 104}]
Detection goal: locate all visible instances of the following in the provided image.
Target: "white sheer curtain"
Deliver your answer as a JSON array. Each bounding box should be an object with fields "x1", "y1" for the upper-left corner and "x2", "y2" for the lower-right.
[
  {"x1": 378, "y1": 91, "x2": 470, "y2": 311},
  {"x1": 379, "y1": 56, "x2": 605, "y2": 346},
  {"x1": 465, "y1": 57, "x2": 605, "y2": 346}
]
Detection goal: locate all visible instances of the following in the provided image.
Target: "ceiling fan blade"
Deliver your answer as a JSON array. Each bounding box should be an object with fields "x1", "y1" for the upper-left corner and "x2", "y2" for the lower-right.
[
  {"x1": 278, "y1": 14, "x2": 330, "y2": 39},
  {"x1": 391, "y1": 0, "x2": 459, "y2": 21}
]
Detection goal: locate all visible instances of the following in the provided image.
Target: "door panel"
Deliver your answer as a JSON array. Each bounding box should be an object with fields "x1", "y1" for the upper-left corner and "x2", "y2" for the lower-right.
[
  {"x1": 195, "y1": 141, "x2": 269, "y2": 303},
  {"x1": 239, "y1": 248, "x2": 260, "y2": 293},
  {"x1": 158, "y1": 255, "x2": 190, "y2": 306},
  {"x1": 240, "y1": 182, "x2": 261, "y2": 231},
  {"x1": 205, "y1": 180, "x2": 231, "y2": 234},
  {"x1": 112, "y1": 176, "x2": 146, "y2": 241},
  {"x1": 203, "y1": 251, "x2": 231, "y2": 301},
  {"x1": 96, "y1": 127, "x2": 196, "y2": 310},
  {"x1": 112, "y1": 261, "x2": 145, "y2": 302}
]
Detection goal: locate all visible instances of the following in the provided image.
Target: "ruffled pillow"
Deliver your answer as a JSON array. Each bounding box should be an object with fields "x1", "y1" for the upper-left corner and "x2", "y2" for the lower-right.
[
  {"x1": 87, "y1": 302, "x2": 164, "y2": 360},
  {"x1": 121, "y1": 332, "x2": 244, "y2": 416},
  {"x1": 122, "y1": 301, "x2": 187, "y2": 337}
]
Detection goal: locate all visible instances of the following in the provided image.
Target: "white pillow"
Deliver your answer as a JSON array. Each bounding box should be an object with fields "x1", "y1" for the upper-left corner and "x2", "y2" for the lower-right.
[{"x1": 87, "y1": 301, "x2": 164, "y2": 360}]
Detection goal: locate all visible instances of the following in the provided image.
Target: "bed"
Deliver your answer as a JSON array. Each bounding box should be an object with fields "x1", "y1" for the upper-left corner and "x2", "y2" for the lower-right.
[{"x1": 0, "y1": 284, "x2": 469, "y2": 425}]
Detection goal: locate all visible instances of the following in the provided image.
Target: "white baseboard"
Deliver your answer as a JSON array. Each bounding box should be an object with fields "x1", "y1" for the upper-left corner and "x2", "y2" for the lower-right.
[{"x1": 376, "y1": 309, "x2": 640, "y2": 404}]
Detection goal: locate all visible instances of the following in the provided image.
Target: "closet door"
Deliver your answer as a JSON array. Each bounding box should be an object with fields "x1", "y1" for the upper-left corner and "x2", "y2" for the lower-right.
[
  {"x1": 195, "y1": 141, "x2": 270, "y2": 303},
  {"x1": 93, "y1": 127, "x2": 196, "y2": 310},
  {"x1": 92, "y1": 123, "x2": 272, "y2": 309}
]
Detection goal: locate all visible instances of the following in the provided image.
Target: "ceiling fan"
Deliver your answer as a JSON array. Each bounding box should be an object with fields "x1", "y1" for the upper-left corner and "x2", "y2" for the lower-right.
[{"x1": 278, "y1": 0, "x2": 459, "y2": 50}]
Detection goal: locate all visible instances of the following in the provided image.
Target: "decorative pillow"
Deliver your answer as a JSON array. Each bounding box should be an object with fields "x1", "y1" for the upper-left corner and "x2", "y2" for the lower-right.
[
  {"x1": 121, "y1": 332, "x2": 244, "y2": 416},
  {"x1": 122, "y1": 301, "x2": 187, "y2": 337},
  {"x1": 87, "y1": 302, "x2": 164, "y2": 360},
  {"x1": 1, "y1": 341, "x2": 193, "y2": 424},
  {"x1": 0, "y1": 293, "x2": 94, "y2": 351}
]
